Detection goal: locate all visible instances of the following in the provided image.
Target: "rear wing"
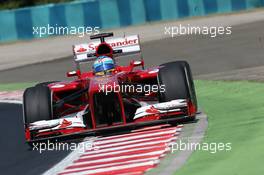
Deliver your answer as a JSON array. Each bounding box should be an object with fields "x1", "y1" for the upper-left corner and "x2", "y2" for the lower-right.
[{"x1": 73, "y1": 35, "x2": 141, "y2": 63}]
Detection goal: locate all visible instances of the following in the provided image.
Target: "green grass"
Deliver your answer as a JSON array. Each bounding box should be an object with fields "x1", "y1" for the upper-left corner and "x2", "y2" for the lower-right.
[
  {"x1": 0, "y1": 82, "x2": 35, "y2": 91},
  {"x1": 175, "y1": 80, "x2": 264, "y2": 175}
]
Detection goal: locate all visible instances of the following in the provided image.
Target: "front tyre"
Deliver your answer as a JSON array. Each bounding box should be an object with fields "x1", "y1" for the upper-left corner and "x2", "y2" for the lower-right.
[
  {"x1": 23, "y1": 85, "x2": 53, "y2": 124},
  {"x1": 158, "y1": 61, "x2": 197, "y2": 117}
]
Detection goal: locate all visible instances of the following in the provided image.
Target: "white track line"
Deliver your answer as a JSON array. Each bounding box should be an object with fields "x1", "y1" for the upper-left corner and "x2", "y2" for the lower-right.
[
  {"x1": 60, "y1": 160, "x2": 157, "y2": 175},
  {"x1": 90, "y1": 136, "x2": 177, "y2": 150},
  {"x1": 71, "y1": 155, "x2": 162, "y2": 170},
  {"x1": 94, "y1": 129, "x2": 178, "y2": 145},
  {"x1": 79, "y1": 146, "x2": 167, "y2": 162},
  {"x1": 81, "y1": 145, "x2": 166, "y2": 159},
  {"x1": 75, "y1": 150, "x2": 166, "y2": 164},
  {"x1": 80, "y1": 142, "x2": 167, "y2": 156},
  {"x1": 0, "y1": 100, "x2": 22, "y2": 104},
  {"x1": 60, "y1": 126, "x2": 181, "y2": 174},
  {"x1": 61, "y1": 159, "x2": 160, "y2": 174},
  {"x1": 97, "y1": 126, "x2": 179, "y2": 141},
  {"x1": 131, "y1": 124, "x2": 171, "y2": 132},
  {"x1": 114, "y1": 171, "x2": 144, "y2": 175}
]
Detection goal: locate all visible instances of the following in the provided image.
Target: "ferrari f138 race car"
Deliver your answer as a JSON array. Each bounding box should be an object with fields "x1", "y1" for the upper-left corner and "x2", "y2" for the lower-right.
[{"x1": 23, "y1": 32, "x2": 197, "y2": 143}]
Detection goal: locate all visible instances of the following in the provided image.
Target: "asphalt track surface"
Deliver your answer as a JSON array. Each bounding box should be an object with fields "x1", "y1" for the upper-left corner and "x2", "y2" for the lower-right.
[
  {"x1": 0, "y1": 19, "x2": 264, "y2": 175},
  {"x1": 0, "y1": 20, "x2": 264, "y2": 83},
  {"x1": 0, "y1": 103, "x2": 70, "y2": 175}
]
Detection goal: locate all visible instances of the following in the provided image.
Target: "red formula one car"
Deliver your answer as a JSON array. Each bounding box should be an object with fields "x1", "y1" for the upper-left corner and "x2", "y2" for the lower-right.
[{"x1": 23, "y1": 33, "x2": 197, "y2": 143}]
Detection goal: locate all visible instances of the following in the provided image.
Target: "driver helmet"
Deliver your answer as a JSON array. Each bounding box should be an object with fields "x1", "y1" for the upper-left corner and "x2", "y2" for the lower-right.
[{"x1": 93, "y1": 56, "x2": 115, "y2": 75}]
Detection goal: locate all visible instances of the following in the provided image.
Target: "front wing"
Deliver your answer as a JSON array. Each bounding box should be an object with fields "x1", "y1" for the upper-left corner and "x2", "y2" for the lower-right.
[{"x1": 26, "y1": 99, "x2": 193, "y2": 143}]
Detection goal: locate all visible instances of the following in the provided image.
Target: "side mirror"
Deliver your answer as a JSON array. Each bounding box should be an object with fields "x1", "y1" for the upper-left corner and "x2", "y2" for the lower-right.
[
  {"x1": 130, "y1": 60, "x2": 144, "y2": 68},
  {"x1": 67, "y1": 70, "x2": 79, "y2": 77}
]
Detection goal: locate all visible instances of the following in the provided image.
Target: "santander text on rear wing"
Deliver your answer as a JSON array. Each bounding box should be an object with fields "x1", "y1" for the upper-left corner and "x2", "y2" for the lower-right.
[{"x1": 73, "y1": 35, "x2": 141, "y2": 63}]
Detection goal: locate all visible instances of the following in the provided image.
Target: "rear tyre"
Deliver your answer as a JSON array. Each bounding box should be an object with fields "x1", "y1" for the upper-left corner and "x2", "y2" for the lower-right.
[
  {"x1": 23, "y1": 85, "x2": 53, "y2": 124},
  {"x1": 157, "y1": 61, "x2": 197, "y2": 116}
]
